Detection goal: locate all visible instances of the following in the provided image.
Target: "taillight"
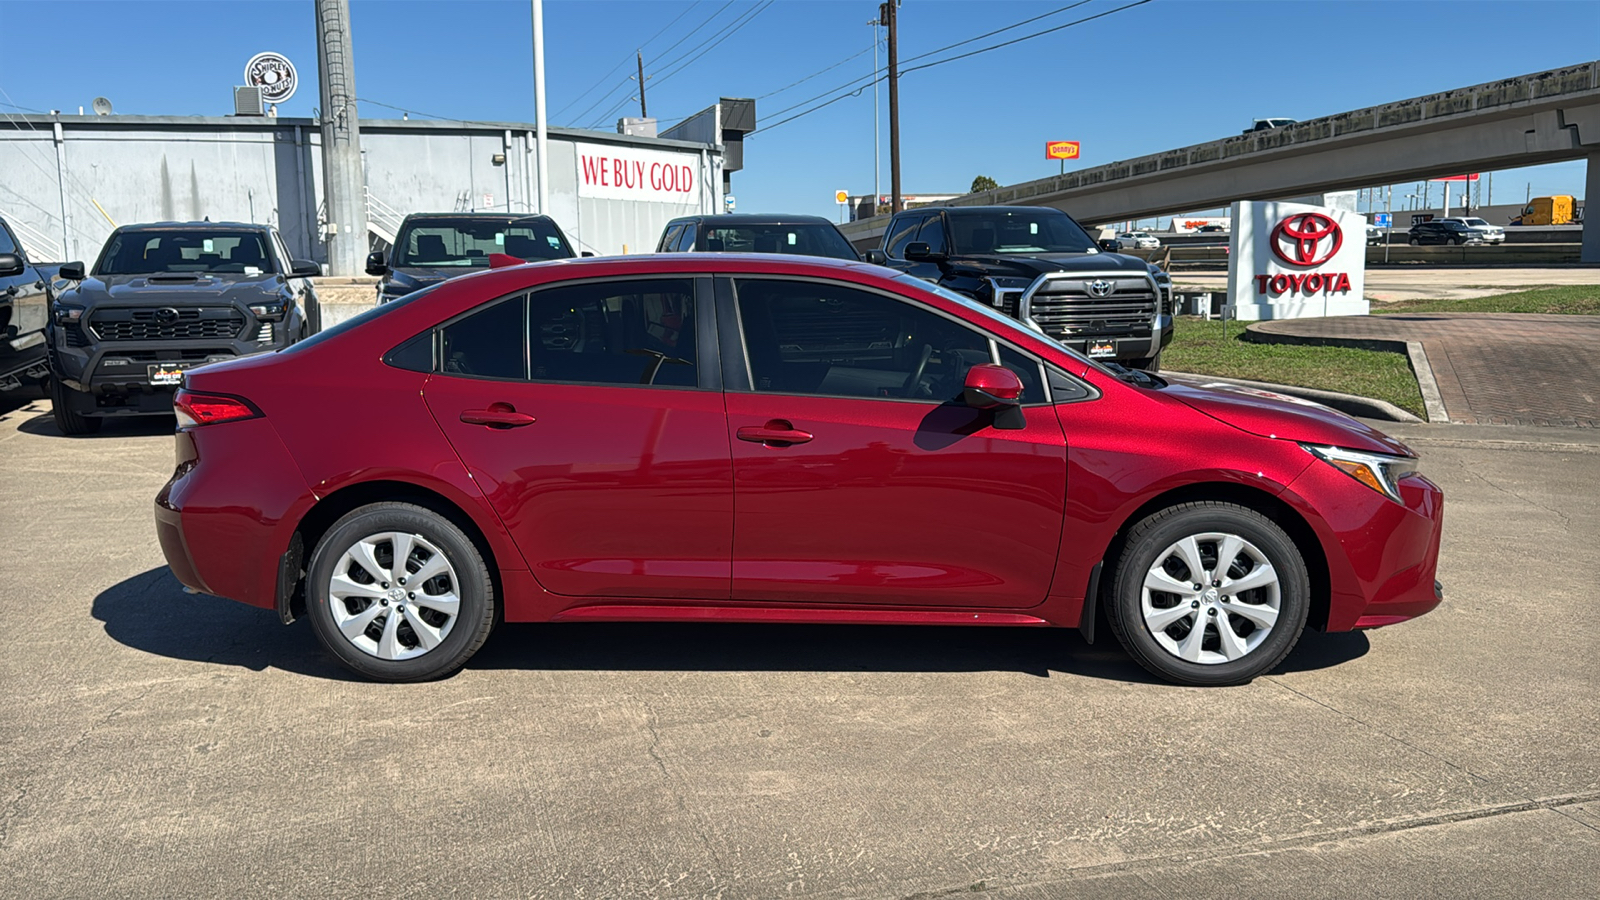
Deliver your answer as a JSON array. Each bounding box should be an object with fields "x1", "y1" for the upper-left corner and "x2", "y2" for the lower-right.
[{"x1": 173, "y1": 390, "x2": 261, "y2": 428}]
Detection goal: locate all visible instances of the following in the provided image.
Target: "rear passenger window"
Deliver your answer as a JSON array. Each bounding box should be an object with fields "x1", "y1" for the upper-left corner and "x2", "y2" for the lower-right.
[
  {"x1": 528, "y1": 279, "x2": 698, "y2": 387},
  {"x1": 440, "y1": 297, "x2": 526, "y2": 380},
  {"x1": 674, "y1": 225, "x2": 697, "y2": 252}
]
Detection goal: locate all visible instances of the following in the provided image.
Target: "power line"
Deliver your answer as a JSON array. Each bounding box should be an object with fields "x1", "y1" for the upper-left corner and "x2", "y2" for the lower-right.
[
  {"x1": 756, "y1": 45, "x2": 872, "y2": 101},
  {"x1": 566, "y1": 0, "x2": 737, "y2": 127},
  {"x1": 752, "y1": 0, "x2": 1153, "y2": 137},
  {"x1": 646, "y1": 0, "x2": 738, "y2": 75},
  {"x1": 552, "y1": 0, "x2": 704, "y2": 120}
]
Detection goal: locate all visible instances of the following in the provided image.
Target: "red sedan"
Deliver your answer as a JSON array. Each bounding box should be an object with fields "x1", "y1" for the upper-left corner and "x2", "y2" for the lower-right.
[{"x1": 154, "y1": 254, "x2": 1443, "y2": 685}]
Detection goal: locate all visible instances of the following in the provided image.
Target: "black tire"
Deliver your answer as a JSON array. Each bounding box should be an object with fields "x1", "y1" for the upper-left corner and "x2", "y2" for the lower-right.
[
  {"x1": 303, "y1": 293, "x2": 323, "y2": 335},
  {"x1": 49, "y1": 376, "x2": 101, "y2": 435},
  {"x1": 1450, "y1": 236, "x2": 1464, "y2": 246},
  {"x1": 306, "y1": 502, "x2": 495, "y2": 681},
  {"x1": 1408, "y1": 236, "x2": 1420, "y2": 246},
  {"x1": 1104, "y1": 502, "x2": 1309, "y2": 686},
  {"x1": 1128, "y1": 351, "x2": 1162, "y2": 374}
]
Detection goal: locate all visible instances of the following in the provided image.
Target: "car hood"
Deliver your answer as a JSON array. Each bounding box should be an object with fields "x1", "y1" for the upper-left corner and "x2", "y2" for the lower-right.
[
  {"x1": 63, "y1": 274, "x2": 285, "y2": 307},
  {"x1": 1161, "y1": 377, "x2": 1414, "y2": 456},
  {"x1": 947, "y1": 251, "x2": 1152, "y2": 280}
]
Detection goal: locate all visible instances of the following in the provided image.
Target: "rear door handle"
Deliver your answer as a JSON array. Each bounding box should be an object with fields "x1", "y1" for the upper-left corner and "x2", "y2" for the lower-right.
[
  {"x1": 736, "y1": 420, "x2": 813, "y2": 446},
  {"x1": 460, "y1": 403, "x2": 536, "y2": 429}
]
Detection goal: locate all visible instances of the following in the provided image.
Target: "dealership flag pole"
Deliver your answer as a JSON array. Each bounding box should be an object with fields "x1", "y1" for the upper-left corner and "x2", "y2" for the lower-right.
[{"x1": 532, "y1": 0, "x2": 549, "y2": 214}]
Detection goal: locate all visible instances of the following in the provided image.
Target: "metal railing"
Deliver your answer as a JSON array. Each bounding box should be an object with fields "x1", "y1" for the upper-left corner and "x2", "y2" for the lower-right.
[
  {"x1": 364, "y1": 188, "x2": 404, "y2": 248},
  {"x1": 0, "y1": 210, "x2": 67, "y2": 263}
]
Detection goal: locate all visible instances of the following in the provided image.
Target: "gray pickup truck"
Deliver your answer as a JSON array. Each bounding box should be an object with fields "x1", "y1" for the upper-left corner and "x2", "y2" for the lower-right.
[{"x1": 0, "y1": 216, "x2": 54, "y2": 393}]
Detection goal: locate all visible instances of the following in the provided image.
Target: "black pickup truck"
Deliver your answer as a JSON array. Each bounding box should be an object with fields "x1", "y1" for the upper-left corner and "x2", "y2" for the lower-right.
[
  {"x1": 47, "y1": 222, "x2": 320, "y2": 434},
  {"x1": 366, "y1": 213, "x2": 580, "y2": 303},
  {"x1": 0, "y1": 216, "x2": 55, "y2": 394},
  {"x1": 866, "y1": 206, "x2": 1173, "y2": 371}
]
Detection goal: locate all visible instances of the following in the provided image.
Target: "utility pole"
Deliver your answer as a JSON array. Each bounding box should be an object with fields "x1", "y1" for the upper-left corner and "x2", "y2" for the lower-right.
[
  {"x1": 881, "y1": 0, "x2": 901, "y2": 214},
  {"x1": 636, "y1": 50, "x2": 648, "y2": 118},
  {"x1": 869, "y1": 18, "x2": 880, "y2": 215},
  {"x1": 532, "y1": 0, "x2": 548, "y2": 214},
  {"x1": 315, "y1": 0, "x2": 368, "y2": 276}
]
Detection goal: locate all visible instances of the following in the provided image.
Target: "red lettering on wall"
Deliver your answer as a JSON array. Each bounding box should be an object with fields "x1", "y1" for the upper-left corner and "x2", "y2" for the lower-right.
[{"x1": 581, "y1": 155, "x2": 600, "y2": 185}]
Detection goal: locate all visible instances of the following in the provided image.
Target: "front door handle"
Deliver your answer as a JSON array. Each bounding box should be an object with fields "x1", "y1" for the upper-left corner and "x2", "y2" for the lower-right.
[
  {"x1": 460, "y1": 402, "x2": 536, "y2": 429},
  {"x1": 737, "y1": 420, "x2": 813, "y2": 446}
]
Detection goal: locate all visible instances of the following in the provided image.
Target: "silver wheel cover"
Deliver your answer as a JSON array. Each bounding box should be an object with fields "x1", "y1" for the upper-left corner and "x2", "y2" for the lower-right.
[
  {"x1": 1141, "y1": 531, "x2": 1281, "y2": 665},
  {"x1": 326, "y1": 531, "x2": 461, "y2": 661}
]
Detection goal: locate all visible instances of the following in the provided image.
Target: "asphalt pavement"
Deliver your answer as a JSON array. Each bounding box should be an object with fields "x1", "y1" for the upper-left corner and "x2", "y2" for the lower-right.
[{"x1": 1, "y1": 398, "x2": 1596, "y2": 899}]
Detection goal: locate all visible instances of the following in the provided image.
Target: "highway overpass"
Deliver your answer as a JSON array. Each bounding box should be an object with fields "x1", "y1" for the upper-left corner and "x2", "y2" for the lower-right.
[{"x1": 840, "y1": 61, "x2": 1600, "y2": 263}]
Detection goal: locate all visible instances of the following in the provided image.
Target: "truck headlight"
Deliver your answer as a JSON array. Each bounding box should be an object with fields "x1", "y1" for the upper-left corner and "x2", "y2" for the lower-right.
[
  {"x1": 1302, "y1": 444, "x2": 1419, "y2": 504},
  {"x1": 248, "y1": 302, "x2": 286, "y2": 321},
  {"x1": 53, "y1": 304, "x2": 85, "y2": 325}
]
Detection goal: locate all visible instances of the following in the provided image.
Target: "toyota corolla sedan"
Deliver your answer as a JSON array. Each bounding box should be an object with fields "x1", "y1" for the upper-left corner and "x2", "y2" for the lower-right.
[{"x1": 155, "y1": 254, "x2": 1443, "y2": 686}]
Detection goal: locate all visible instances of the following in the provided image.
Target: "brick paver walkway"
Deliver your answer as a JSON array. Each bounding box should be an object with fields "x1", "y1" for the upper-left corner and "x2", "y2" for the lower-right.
[{"x1": 1249, "y1": 313, "x2": 1599, "y2": 427}]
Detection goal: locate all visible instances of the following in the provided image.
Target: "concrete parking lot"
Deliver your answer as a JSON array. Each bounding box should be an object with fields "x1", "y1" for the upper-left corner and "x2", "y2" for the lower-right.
[{"x1": 1, "y1": 396, "x2": 1596, "y2": 899}]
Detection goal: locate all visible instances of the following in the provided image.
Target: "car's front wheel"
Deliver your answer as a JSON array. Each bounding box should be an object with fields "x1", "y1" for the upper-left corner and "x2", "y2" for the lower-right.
[
  {"x1": 49, "y1": 377, "x2": 101, "y2": 435},
  {"x1": 1105, "y1": 502, "x2": 1309, "y2": 686},
  {"x1": 306, "y1": 502, "x2": 496, "y2": 681},
  {"x1": 1408, "y1": 236, "x2": 1420, "y2": 246}
]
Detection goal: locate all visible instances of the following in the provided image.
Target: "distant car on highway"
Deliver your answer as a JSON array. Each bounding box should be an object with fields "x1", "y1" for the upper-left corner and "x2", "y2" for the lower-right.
[
  {"x1": 1407, "y1": 220, "x2": 1483, "y2": 246},
  {"x1": 655, "y1": 214, "x2": 860, "y2": 261},
  {"x1": 1437, "y1": 217, "x2": 1505, "y2": 244},
  {"x1": 1243, "y1": 118, "x2": 1297, "y2": 134},
  {"x1": 367, "y1": 213, "x2": 580, "y2": 304},
  {"x1": 1116, "y1": 231, "x2": 1161, "y2": 250},
  {"x1": 1195, "y1": 224, "x2": 1228, "y2": 234},
  {"x1": 47, "y1": 222, "x2": 319, "y2": 434},
  {"x1": 1367, "y1": 225, "x2": 1384, "y2": 246}
]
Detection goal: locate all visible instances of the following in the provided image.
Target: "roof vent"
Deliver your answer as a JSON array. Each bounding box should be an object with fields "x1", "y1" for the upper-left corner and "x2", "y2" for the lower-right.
[{"x1": 233, "y1": 86, "x2": 264, "y2": 117}]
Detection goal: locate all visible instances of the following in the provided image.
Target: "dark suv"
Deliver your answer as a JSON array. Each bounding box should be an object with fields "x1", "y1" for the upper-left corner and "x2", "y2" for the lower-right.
[
  {"x1": 867, "y1": 206, "x2": 1173, "y2": 371},
  {"x1": 367, "y1": 214, "x2": 579, "y2": 303},
  {"x1": 0, "y1": 216, "x2": 54, "y2": 392},
  {"x1": 1407, "y1": 220, "x2": 1481, "y2": 246},
  {"x1": 47, "y1": 222, "x2": 319, "y2": 434},
  {"x1": 656, "y1": 214, "x2": 859, "y2": 260}
]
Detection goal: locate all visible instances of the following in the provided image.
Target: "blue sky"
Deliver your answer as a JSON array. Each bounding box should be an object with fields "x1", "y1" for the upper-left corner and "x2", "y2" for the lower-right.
[{"x1": 1, "y1": 0, "x2": 1593, "y2": 220}]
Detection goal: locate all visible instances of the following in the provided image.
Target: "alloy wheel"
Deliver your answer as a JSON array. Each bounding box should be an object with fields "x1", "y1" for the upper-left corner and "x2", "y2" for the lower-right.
[
  {"x1": 326, "y1": 531, "x2": 461, "y2": 660},
  {"x1": 1140, "y1": 531, "x2": 1281, "y2": 665}
]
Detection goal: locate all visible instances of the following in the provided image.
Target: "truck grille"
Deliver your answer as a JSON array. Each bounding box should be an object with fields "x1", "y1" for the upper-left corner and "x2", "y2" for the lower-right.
[
  {"x1": 89, "y1": 307, "x2": 245, "y2": 342},
  {"x1": 773, "y1": 306, "x2": 897, "y2": 356},
  {"x1": 1026, "y1": 276, "x2": 1156, "y2": 336}
]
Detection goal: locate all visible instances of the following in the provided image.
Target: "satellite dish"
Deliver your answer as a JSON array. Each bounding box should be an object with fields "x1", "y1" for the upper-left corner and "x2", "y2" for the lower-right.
[{"x1": 92, "y1": 97, "x2": 113, "y2": 115}]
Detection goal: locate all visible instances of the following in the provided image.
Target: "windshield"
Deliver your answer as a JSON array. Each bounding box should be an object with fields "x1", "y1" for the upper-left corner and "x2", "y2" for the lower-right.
[
  {"x1": 394, "y1": 218, "x2": 571, "y2": 268},
  {"x1": 1462, "y1": 218, "x2": 1490, "y2": 227},
  {"x1": 96, "y1": 230, "x2": 276, "y2": 276},
  {"x1": 947, "y1": 209, "x2": 1094, "y2": 254},
  {"x1": 701, "y1": 223, "x2": 858, "y2": 260}
]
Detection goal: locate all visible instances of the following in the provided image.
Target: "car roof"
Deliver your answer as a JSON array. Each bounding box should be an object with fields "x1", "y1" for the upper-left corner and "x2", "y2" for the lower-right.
[
  {"x1": 116, "y1": 221, "x2": 274, "y2": 232},
  {"x1": 904, "y1": 205, "x2": 1070, "y2": 215},
  {"x1": 400, "y1": 213, "x2": 557, "y2": 222},
  {"x1": 667, "y1": 214, "x2": 837, "y2": 226}
]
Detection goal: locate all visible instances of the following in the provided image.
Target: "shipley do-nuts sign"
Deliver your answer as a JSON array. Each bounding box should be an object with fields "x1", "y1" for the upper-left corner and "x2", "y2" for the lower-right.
[
  {"x1": 576, "y1": 143, "x2": 701, "y2": 203},
  {"x1": 1226, "y1": 200, "x2": 1368, "y2": 320}
]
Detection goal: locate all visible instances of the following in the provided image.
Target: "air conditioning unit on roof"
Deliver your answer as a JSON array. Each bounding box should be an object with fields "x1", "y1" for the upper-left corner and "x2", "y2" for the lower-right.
[{"x1": 234, "y1": 86, "x2": 264, "y2": 117}]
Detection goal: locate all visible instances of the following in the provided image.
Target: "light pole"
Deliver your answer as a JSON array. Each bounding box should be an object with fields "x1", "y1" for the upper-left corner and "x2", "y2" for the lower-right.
[{"x1": 868, "y1": 18, "x2": 880, "y2": 216}]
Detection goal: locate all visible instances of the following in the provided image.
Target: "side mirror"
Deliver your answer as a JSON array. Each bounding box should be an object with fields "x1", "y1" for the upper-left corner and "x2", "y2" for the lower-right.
[
  {"x1": 863, "y1": 249, "x2": 888, "y2": 265},
  {"x1": 57, "y1": 261, "x2": 86, "y2": 280},
  {"x1": 364, "y1": 251, "x2": 388, "y2": 276},
  {"x1": 904, "y1": 241, "x2": 947, "y2": 262},
  {"x1": 0, "y1": 253, "x2": 25, "y2": 278},
  {"x1": 1097, "y1": 239, "x2": 1121, "y2": 253},
  {"x1": 963, "y1": 364, "x2": 1023, "y2": 409},
  {"x1": 581, "y1": 251, "x2": 595, "y2": 258},
  {"x1": 291, "y1": 259, "x2": 322, "y2": 277}
]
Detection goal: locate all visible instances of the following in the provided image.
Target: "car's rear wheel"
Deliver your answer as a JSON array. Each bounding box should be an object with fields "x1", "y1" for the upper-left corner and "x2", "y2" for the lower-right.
[
  {"x1": 1105, "y1": 502, "x2": 1309, "y2": 686},
  {"x1": 306, "y1": 502, "x2": 495, "y2": 681},
  {"x1": 49, "y1": 376, "x2": 101, "y2": 435},
  {"x1": 1408, "y1": 236, "x2": 1420, "y2": 246}
]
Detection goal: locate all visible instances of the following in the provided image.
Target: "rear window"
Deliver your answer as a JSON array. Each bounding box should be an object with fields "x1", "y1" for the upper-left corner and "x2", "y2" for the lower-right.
[
  {"x1": 394, "y1": 218, "x2": 571, "y2": 267},
  {"x1": 701, "y1": 223, "x2": 857, "y2": 260}
]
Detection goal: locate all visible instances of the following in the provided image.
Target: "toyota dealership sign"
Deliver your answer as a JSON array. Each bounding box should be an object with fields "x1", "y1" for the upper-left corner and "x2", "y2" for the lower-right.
[{"x1": 1226, "y1": 200, "x2": 1367, "y2": 320}]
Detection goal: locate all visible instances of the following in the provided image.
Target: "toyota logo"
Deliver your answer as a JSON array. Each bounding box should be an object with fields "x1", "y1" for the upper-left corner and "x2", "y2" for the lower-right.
[
  {"x1": 1270, "y1": 213, "x2": 1342, "y2": 267},
  {"x1": 1086, "y1": 279, "x2": 1115, "y2": 298},
  {"x1": 154, "y1": 307, "x2": 180, "y2": 323}
]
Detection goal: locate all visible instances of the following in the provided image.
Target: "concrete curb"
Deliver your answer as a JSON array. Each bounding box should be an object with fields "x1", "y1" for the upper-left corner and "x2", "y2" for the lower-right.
[
  {"x1": 1405, "y1": 341, "x2": 1450, "y2": 424},
  {"x1": 1164, "y1": 371, "x2": 1425, "y2": 423},
  {"x1": 1242, "y1": 321, "x2": 1446, "y2": 424}
]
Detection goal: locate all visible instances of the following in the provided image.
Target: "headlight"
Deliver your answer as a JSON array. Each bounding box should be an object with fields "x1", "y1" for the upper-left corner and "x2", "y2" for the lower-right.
[
  {"x1": 1302, "y1": 444, "x2": 1419, "y2": 503},
  {"x1": 53, "y1": 304, "x2": 85, "y2": 325},
  {"x1": 248, "y1": 302, "x2": 286, "y2": 321}
]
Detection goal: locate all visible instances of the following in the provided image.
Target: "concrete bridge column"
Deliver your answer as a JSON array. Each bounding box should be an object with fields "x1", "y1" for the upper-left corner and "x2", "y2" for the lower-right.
[{"x1": 1585, "y1": 151, "x2": 1600, "y2": 264}]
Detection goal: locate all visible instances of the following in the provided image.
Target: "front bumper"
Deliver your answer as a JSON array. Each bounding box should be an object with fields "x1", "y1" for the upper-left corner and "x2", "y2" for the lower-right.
[{"x1": 49, "y1": 306, "x2": 302, "y2": 415}]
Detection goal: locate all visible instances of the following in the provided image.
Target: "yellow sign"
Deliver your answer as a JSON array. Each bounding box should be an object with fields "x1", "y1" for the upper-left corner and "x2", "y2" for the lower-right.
[
  {"x1": 835, "y1": 190, "x2": 850, "y2": 204},
  {"x1": 1045, "y1": 141, "x2": 1080, "y2": 160}
]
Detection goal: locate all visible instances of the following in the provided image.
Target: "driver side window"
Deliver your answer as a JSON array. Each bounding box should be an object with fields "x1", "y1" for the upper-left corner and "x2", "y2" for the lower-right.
[
  {"x1": 885, "y1": 215, "x2": 923, "y2": 260},
  {"x1": 734, "y1": 278, "x2": 989, "y2": 400}
]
